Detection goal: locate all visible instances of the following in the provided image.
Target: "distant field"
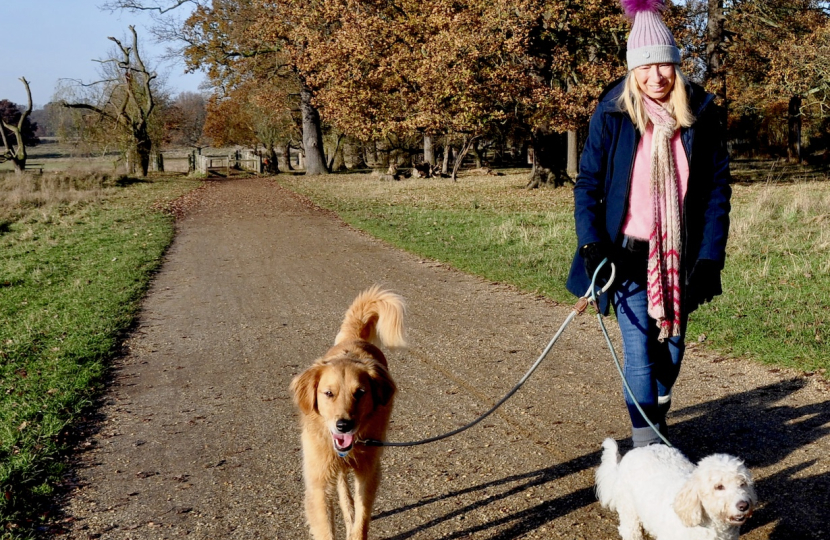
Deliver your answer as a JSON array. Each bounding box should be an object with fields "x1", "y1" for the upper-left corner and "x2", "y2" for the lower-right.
[
  {"x1": 0, "y1": 139, "x2": 120, "y2": 174},
  {"x1": 0, "y1": 139, "x2": 240, "y2": 175}
]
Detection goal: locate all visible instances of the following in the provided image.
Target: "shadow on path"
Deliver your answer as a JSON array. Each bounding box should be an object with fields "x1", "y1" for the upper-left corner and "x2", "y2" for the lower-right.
[{"x1": 378, "y1": 378, "x2": 829, "y2": 539}]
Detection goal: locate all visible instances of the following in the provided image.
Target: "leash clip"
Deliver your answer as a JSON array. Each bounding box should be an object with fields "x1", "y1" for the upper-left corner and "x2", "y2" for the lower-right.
[{"x1": 573, "y1": 297, "x2": 590, "y2": 315}]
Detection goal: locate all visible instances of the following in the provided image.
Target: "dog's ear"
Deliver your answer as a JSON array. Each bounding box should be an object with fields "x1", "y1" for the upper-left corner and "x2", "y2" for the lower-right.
[
  {"x1": 290, "y1": 364, "x2": 323, "y2": 415},
  {"x1": 674, "y1": 474, "x2": 704, "y2": 527},
  {"x1": 368, "y1": 363, "x2": 396, "y2": 407}
]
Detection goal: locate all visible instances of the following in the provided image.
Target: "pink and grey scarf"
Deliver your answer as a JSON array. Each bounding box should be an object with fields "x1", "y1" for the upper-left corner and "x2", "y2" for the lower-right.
[{"x1": 643, "y1": 96, "x2": 682, "y2": 341}]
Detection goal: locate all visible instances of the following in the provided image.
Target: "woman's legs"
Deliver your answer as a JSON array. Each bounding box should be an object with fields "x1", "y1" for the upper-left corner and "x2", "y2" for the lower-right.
[{"x1": 612, "y1": 278, "x2": 686, "y2": 446}]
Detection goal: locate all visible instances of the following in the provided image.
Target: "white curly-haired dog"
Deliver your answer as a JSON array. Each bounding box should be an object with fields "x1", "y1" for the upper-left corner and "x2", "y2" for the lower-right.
[{"x1": 596, "y1": 438, "x2": 756, "y2": 540}]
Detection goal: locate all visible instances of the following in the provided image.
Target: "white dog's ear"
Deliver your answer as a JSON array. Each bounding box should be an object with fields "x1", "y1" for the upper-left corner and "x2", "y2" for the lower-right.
[{"x1": 674, "y1": 476, "x2": 704, "y2": 527}]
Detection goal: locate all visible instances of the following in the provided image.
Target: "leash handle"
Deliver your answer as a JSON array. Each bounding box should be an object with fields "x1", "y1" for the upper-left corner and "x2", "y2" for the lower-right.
[{"x1": 586, "y1": 258, "x2": 616, "y2": 303}]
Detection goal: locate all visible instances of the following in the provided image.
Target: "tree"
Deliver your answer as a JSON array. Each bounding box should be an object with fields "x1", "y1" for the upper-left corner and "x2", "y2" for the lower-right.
[
  {"x1": 166, "y1": 91, "x2": 208, "y2": 149},
  {"x1": 764, "y1": 8, "x2": 830, "y2": 161},
  {"x1": 0, "y1": 78, "x2": 35, "y2": 174},
  {"x1": 706, "y1": 0, "x2": 728, "y2": 113},
  {"x1": 179, "y1": 0, "x2": 329, "y2": 174},
  {"x1": 285, "y1": 0, "x2": 544, "y2": 180},
  {"x1": 519, "y1": 1, "x2": 626, "y2": 188},
  {"x1": 29, "y1": 103, "x2": 63, "y2": 137},
  {"x1": 203, "y1": 79, "x2": 300, "y2": 172},
  {"x1": 721, "y1": 1, "x2": 828, "y2": 159},
  {"x1": 60, "y1": 26, "x2": 159, "y2": 176},
  {"x1": 0, "y1": 100, "x2": 39, "y2": 147}
]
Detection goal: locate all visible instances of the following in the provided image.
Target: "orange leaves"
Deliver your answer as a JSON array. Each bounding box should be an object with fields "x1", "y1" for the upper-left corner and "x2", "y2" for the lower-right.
[
  {"x1": 184, "y1": 0, "x2": 629, "y2": 142},
  {"x1": 292, "y1": 0, "x2": 548, "y2": 138}
]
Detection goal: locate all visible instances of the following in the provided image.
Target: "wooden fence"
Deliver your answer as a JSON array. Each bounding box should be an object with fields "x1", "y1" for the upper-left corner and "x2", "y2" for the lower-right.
[
  {"x1": 195, "y1": 151, "x2": 262, "y2": 175},
  {"x1": 150, "y1": 150, "x2": 263, "y2": 176}
]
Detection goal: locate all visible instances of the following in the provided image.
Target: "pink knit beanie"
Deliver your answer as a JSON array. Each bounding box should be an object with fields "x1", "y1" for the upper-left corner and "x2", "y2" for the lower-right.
[{"x1": 622, "y1": 0, "x2": 681, "y2": 70}]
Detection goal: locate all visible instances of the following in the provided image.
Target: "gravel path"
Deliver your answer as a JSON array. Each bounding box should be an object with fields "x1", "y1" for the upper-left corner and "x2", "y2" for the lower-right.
[{"x1": 56, "y1": 178, "x2": 829, "y2": 539}]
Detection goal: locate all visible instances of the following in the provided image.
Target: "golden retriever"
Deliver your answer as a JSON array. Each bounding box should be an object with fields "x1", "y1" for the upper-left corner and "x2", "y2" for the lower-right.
[{"x1": 290, "y1": 286, "x2": 406, "y2": 540}]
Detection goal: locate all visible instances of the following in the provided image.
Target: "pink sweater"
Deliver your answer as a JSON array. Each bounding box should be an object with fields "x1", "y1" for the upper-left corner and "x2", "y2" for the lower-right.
[{"x1": 622, "y1": 124, "x2": 689, "y2": 240}]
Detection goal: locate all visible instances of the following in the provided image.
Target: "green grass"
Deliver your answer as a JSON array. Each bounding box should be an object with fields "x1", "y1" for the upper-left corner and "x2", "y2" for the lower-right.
[
  {"x1": 277, "y1": 170, "x2": 829, "y2": 374},
  {"x1": 695, "y1": 181, "x2": 830, "y2": 371},
  {"x1": 0, "y1": 172, "x2": 200, "y2": 535}
]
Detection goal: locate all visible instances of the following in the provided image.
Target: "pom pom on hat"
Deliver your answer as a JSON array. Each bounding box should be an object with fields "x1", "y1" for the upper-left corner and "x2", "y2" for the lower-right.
[
  {"x1": 621, "y1": 0, "x2": 666, "y2": 19},
  {"x1": 622, "y1": 0, "x2": 681, "y2": 70}
]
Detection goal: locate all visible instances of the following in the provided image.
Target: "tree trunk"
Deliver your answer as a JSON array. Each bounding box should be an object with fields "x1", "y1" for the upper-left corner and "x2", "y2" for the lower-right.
[
  {"x1": 1, "y1": 77, "x2": 33, "y2": 174},
  {"x1": 345, "y1": 139, "x2": 367, "y2": 169},
  {"x1": 366, "y1": 140, "x2": 378, "y2": 167},
  {"x1": 136, "y1": 128, "x2": 152, "y2": 177},
  {"x1": 470, "y1": 143, "x2": 483, "y2": 168},
  {"x1": 300, "y1": 86, "x2": 328, "y2": 175},
  {"x1": 424, "y1": 135, "x2": 435, "y2": 166},
  {"x1": 706, "y1": 0, "x2": 728, "y2": 123},
  {"x1": 328, "y1": 133, "x2": 346, "y2": 171},
  {"x1": 265, "y1": 145, "x2": 280, "y2": 174},
  {"x1": 441, "y1": 141, "x2": 451, "y2": 175},
  {"x1": 788, "y1": 95, "x2": 802, "y2": 163},
  {"x1": 567, "y1": 130, "x2": 578, "y2": 178},
  {"x1": 277, "y1": 144, "x2": 292, "y2": 171},
  {"x1": 451, "y1": 135, "x2": 480, "y2": 182},
  {"x1": 526, "y1": 131, "x2": 570, "y2": 189}
]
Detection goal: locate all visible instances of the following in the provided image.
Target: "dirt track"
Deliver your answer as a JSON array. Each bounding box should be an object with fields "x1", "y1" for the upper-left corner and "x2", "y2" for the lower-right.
[{"x1": 56, "y1": 178, "x2": 829, "y2": 539}]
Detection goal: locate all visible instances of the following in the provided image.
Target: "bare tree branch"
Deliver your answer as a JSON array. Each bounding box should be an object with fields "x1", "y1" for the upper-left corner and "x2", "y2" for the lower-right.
[
  {"x1": 60, "y1": 26, "x2": 159, "y2": 175},
  {"x1": 100, "y1": 0, "x2": 203, "y2": 15},
  {"x1": 1, "y1": 77, "x2": 34, "y2": 172},
  {"x1": 60, "y1": 101, "x2": 115, "y2": 121}
]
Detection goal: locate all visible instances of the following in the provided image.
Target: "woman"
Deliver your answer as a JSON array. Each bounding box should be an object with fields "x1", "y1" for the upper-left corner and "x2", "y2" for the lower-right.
[{"x1": 566, "y1": 0, "x2": 732, "y2": 448}]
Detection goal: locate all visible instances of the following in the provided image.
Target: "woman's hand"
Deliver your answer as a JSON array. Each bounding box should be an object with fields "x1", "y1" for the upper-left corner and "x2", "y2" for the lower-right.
[
  {"x1": 689, "y1": 259, "x2": 722, "y2": 304},
  {"x1": 580, "y1": 242, "x2": 613, "y2": 283}
]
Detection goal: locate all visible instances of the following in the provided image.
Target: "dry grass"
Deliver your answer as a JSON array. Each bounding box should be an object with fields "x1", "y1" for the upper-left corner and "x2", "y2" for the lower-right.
[
  {"x1": 278, "y1": 168, "x2": 577, "y2": 300},
  {"x1": 730, "y1": 180, "x2": 830, "y2": 277},
  {"x1": 0, "y1": 172, "x2": 121, "y2": 226},
  {"x1": 279, "y1": 169, "x2": 830, "y2": 371},
  {"x1": 281, "y1": 168, "x2": 570, "y2": 211}
]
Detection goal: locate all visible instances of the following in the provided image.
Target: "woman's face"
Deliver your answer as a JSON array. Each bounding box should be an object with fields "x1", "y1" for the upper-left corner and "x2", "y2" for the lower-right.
[{"x1": 634, "y1": 63, "x2": 676, "y2": 102}]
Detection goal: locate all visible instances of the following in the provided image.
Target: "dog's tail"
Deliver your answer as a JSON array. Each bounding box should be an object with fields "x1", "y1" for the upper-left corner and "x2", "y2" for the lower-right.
[
  {"x1": 595, "y1": 438, "x2": 622, "y2": 511},
  {"x1": 335, "y1": 286, "x2": 407, "y2": 349}
]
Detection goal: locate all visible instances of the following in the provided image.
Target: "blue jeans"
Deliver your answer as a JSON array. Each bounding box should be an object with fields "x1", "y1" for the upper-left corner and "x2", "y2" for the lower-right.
[{"x1": 612, "y1": 278, "x2": 687, "y2": 430}]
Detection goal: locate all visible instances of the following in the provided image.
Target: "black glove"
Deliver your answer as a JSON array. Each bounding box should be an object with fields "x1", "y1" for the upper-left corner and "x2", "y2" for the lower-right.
[
  {"x1": 688, "y1": 259, "x2": 722, "y2": 304},
  {"x1": 580, "y1": 242, "x2": 613, "y2": 283}
]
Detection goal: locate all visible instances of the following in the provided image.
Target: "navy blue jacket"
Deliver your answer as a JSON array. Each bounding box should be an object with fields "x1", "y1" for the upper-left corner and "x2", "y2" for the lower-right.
[{"x1": 566, "y1": 78, "x2": 732, "y2": 314}]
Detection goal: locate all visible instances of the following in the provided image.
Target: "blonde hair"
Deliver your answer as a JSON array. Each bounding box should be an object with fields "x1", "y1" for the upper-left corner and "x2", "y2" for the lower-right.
[{"x1": 617, "y1": 67, "x2": 695, "y2": 133}]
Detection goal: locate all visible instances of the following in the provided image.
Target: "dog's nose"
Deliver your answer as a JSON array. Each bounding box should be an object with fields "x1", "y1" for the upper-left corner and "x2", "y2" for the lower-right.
[
  {"x1": 336, "y1": 419, "x2": 354, "y2": 433},
  {"x1": 737, "y1": 501, "x2": 749, "y2": 512}
]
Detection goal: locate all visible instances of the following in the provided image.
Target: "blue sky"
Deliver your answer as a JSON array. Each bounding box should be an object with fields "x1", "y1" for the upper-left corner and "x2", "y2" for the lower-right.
[{"x1": 0, "y1": 0, "x2": 205, "y2": 107}]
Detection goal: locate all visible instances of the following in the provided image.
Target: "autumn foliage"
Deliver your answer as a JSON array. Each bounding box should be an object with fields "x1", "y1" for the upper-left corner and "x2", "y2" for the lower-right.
[{"x1": 159, "y1": 0, "x2": 830, "y2": 170}]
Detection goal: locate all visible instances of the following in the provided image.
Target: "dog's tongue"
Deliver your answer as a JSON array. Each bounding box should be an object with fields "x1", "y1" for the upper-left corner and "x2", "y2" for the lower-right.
[{"x1": 333, "y1": 433, "x2": 354, "y2": 450}]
